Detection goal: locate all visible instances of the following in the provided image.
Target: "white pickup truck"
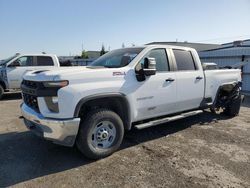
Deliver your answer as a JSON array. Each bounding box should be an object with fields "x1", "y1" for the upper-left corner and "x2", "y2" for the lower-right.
[
  {"x1": 20, "y1": 45, "x2": 242, "y2": 159},
  {"x1": 0, "y1": 54, "x2": 60, "y2": 99}
]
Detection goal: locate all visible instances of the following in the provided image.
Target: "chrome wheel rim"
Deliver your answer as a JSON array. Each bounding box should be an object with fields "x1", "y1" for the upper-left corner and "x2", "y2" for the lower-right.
[{"x1": 91, "y1": 121, "x2": 116, "y2": 149}]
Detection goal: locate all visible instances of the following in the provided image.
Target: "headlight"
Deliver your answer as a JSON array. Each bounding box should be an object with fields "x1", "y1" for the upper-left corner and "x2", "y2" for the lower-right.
[
  {"x1": 43, "y1": 80, "x2": 69, "y2": 88},
  {"x1": 45, "y1": 97, "x2": 59, "y2": 113},
  {"x1": 52, "y1": 96, "x2": 58, "y2": 103},
  {"x1": 42, "y1": 80, "x2": 68, "y2": 113}
]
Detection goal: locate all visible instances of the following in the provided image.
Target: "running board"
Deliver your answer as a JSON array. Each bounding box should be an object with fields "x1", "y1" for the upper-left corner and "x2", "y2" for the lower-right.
[{"x1": 134, "y1": 110, "x2": 203, "y2": 130}]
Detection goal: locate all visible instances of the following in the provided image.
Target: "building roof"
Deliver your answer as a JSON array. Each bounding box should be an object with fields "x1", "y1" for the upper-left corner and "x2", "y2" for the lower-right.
[
  {"x1": 199, "y1": 46, "x2": 250, "y2": 58},
  {"x1": 222, "y1": 39, "x2": 250, "y2": 45},
  {"x1": 200, "y1": 39, "x2": 250, "y2": 52},
  {"x1": 146, "y1": 42, "x2": 221, "y2": 51}
]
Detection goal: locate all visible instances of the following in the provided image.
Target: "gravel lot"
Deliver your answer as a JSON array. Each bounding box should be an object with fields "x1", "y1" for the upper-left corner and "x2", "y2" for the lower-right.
[{"x1": 0, "y1": 93, "x2": 250, "y2": 188}]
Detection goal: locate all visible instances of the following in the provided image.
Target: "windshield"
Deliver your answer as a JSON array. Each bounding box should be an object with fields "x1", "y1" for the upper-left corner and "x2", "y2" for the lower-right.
[
  {"x1": 90, "y1": 48, "x2": 144, "y2": 68},
  {"x1": 0, "y1": 54, "x2": 19, "y2": 65}
]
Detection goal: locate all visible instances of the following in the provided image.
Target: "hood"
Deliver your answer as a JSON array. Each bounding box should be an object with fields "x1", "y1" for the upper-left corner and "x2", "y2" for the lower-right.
[{"x1": 23, "y1": 66, "x2": 129, "y2": 83}]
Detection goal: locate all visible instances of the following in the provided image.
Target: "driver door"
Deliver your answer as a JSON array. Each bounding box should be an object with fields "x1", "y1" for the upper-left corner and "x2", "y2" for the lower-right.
[
  {"x1": 7, "y1": 56, "x2": 34, "y2": 89},
  {"x1": 130, "y1": 48, "x2": 178, "y2": 121}
]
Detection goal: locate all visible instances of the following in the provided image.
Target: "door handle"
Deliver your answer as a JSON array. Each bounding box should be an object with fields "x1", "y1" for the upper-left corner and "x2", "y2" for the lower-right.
[
  {"x1": 196, "y1": 76, "x2": 203, "y2": 80},
  {"x1": 166, "y1": 78, "x2": 175, "y2": 82}
]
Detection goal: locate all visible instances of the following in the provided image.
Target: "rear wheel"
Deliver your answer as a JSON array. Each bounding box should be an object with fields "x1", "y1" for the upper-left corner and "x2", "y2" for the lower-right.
[
  {"x1": 0, "y1": 85, "x2": 4, "y2": 100},
  {"x1": 76, "y1": 109, "x2": 124, "y2": 160},
  {"x1": 224, "y1": 92, "x2": 242, "y2": 117}
]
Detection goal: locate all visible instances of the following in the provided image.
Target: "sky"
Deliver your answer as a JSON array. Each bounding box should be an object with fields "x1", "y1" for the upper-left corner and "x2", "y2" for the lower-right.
[{"x1": 0, "y1": 0, "x2": 250, "y2": 58}]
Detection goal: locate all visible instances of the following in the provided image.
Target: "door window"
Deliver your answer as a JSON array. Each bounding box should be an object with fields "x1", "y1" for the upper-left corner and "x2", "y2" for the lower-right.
[
  {"x1": 37, "y1": 56, "x2": 54, "y2": 66},
  {"x1": 173, "y1": 50, "x2": 196, "y2": 71},
  {"x1": 140, "y1": 49, "x2": 169, "y2": 72},
  {"x1": 14, "y1": 56, "x2": 34, "y2": 66}
]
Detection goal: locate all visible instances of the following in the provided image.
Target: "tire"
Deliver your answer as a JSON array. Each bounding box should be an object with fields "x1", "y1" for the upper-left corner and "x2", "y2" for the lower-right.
[
  {"x1": 224, "y1": 92, "x2": 242, "y2": 117},
  {"x1": 76, "y1": 108, "x2": 124, "y2": 160},
  {"x1": 0, "y1": 84, "x2": 4, "y2": 100}
]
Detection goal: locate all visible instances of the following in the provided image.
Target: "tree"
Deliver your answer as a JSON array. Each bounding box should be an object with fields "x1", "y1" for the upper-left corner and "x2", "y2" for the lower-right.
[
  {"x1": 81, "y1": 50, "x2": 89, "y2": 59},
  {"x1": 100, "y1": 44, "x2": 106, "y2": 56}
]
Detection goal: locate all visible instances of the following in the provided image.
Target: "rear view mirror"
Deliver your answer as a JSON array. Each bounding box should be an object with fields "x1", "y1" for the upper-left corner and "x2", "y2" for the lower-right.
[{"x1": 143, "y1": 57, "x2": 156, "y2": 76}]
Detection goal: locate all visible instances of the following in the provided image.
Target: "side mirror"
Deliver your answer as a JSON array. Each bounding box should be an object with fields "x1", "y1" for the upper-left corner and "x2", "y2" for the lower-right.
[
  {"x1": 143, "y1": 57, "x2": 156, "y2": 76},
  {"x1": 8, "y1": 61, "x2": 20, "y2": 67}
]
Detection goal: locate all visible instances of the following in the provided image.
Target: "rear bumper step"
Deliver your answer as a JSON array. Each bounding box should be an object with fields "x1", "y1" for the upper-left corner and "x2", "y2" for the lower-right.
[{"x1": 134, "y1": 110, "x2": 203, "y2": 130}]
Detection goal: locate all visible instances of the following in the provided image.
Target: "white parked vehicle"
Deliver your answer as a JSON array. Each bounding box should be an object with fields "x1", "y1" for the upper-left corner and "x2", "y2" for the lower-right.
[
  {"x1": 0, "y1": 54, "x2": 60, "y2": 99},
  {"x1": 20, "y1": 45, "x2": 242, "y2": 159}
]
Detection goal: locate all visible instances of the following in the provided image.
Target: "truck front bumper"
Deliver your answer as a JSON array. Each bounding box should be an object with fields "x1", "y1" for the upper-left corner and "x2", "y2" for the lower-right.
[{"x1": 21, "y1": 103, "x2": 80, "y2": 146}]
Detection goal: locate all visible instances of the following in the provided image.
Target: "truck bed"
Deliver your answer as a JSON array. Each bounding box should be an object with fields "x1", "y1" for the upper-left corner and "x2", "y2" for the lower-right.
[{"x1": 204, "y1": 69, "x2": 241, "y2": 103}]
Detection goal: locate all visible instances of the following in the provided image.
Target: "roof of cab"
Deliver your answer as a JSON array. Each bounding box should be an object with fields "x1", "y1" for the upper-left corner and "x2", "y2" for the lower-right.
[
  {"x1": 145, "y1": 44, "x2": 196, "y2": 51},
  {"x1": 17, "y1": 54, "x2": 57, "y2": 57}
]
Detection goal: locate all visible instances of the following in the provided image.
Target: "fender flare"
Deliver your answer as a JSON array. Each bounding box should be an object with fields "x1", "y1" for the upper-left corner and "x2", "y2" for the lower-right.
[
  {"x1": 212, "y1": 81, "x2": 242, "y2": 108},
  {"x1": 74, "y1": 93, "x2": 132, "y2": 130}
]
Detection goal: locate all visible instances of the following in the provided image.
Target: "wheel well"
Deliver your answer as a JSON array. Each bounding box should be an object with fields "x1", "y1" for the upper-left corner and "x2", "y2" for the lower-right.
[
  {"x1": 213, "y1": 82, "x2": 241, "y2": 108},
  {"x1": 76, "y1": 96, "x2": 131, "y2": 130}
]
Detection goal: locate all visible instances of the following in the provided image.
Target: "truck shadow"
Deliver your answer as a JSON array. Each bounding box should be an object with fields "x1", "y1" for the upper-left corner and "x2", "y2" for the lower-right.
[
  {"x1": 1, "y1": 92, "x2": 22, "y2": 101},
  {"x1": 122, "y1": 111, "x2": 229, "y2": 148},
  {"x1": 0, "y1": 111, "x2": 229, "y2": 187}
]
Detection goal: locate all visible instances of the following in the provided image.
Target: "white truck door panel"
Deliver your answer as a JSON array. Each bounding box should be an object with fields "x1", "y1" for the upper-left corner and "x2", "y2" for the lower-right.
[
  {"x1": 132, "y1": 72, "x2": 177, "y2": 121},
  {"x1": 172, "y1": 49, "x2": 204, "y2": 111},
  {"x1": 175, "y1": 71, "x2": 204, "y2": 111},
  {"x1": 7, "y1": 67, "x2": 35, "y2": 89}
]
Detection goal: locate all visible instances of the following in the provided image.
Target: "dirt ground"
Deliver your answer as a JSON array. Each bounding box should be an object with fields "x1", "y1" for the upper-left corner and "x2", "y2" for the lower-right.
[{"x1": 0, "y1": 93, "x2": 250, "y2": 188}]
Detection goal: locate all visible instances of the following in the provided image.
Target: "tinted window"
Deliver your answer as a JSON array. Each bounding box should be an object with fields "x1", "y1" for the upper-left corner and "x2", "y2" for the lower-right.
[
  {"x1": 91, "y1": 48, "x2": 144, "y2": 68},
  {"x1": 37, "y1": 56, "x2": 54, "y2": 66},
  {"x1": 141, "y1": 49, "x2": 169, "y2": 72},
  {"x1": 173, "y1": 50, "x2": 196, "y2": 71},
  {"x1": 14, "y1": 56, "x2": 34, "y2": 66}
]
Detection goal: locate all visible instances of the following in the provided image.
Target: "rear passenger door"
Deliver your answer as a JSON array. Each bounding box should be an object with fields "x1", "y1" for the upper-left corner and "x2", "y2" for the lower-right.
[{"x1": 172, "y1": 49, "x2": 204, "y2": 112}]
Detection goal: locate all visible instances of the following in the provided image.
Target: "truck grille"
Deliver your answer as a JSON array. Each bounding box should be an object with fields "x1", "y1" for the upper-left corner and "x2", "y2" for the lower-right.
[
  {"x1": 21, "y1": 80, "x2": 40, "y2": 112},
  {"x1": 23, "y1": 93, "x2": 39, "y2": 112},
  {"x1": 22, "y1": 80, "x2": 38, "y2": 89}
]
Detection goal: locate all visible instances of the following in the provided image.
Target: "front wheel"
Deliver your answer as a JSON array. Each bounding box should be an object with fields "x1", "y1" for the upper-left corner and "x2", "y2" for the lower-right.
[{"x1": 76, "y1": 109, "x2": 124, "y2": 160}]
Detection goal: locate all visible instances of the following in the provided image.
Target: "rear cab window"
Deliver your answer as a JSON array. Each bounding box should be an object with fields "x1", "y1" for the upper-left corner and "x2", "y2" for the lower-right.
[
  {"x1": 173, "y1": 49, "x2": 196, "y2": 71},
  {"x1": 36, "y1": 56, "x2": 54, "y2": 66}
]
